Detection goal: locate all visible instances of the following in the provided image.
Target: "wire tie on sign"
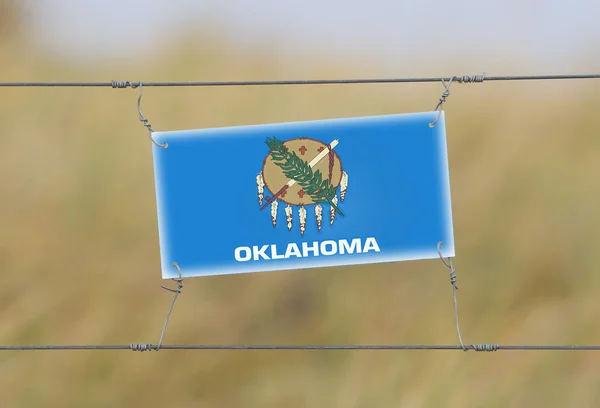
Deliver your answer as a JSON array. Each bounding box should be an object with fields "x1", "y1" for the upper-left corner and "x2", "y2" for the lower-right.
[
  {"x1": 429, "y1": 73, "x2": 485, "y2": 127},
  {"x1": 437, "y1": 242, "x2": 498, "y2": 353},
  {"x1": 135, "y1": 81, "x2": 167, "y2": 148},
  {"x1": 437, "y1": 241, "x2": 466, "y2": 350},
  {"x1": 156, "y1": 262, "x2": 184, "y2": 350},
  {"x1": 130, "y1": 262, "x2": 184, "y2": 352},
  {"x1": 112, "y1": 80, "x2": 166, "y2": 148},
  {"x1": 429, "y1": 77, "x2": 454, "y2": 128}
]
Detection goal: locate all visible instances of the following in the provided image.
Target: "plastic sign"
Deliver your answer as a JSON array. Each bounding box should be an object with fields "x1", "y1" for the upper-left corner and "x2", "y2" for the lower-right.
[{"x1": 151, "y1": 111, "x2": 455, "y2": 279}]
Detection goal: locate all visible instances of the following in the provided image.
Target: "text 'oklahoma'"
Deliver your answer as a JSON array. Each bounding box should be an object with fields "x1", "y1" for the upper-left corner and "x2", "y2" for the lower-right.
[{"x1": 234, "y1": 237, "x2": 380, "y2": 262}]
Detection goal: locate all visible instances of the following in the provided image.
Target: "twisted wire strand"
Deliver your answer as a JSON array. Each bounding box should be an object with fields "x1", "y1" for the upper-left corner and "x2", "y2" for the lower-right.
[
  {"x1": 429, "y1": 77, "x2": 454, "y2": 127},
  {"x1": 436, "y1": 242, "x2": 501, "y2": 353},
  {"x1": 135, "y1": 82, "x2": 167, "y2": 148},
  {"x1": 437, "y1": 242, "x2": 466, "y2": 350},
  {"x1": 156, "y1": 262, "x2": 184, "y2": 351}
]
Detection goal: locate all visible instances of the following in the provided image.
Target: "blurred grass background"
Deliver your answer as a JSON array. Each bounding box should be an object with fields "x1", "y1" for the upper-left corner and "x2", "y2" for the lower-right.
[{"x1": 2, "y1": 1, "x2": 600, "y2": 407}]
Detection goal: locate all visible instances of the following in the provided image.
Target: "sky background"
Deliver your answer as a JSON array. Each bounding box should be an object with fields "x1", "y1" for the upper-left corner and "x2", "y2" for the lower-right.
[{"x1": 22, "y1": 0, "x2": 600, "y2": 73}]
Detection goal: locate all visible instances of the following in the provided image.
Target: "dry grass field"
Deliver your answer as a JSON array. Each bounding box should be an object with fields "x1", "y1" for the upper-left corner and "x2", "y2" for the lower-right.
[{"x1": 1, "y1": 3, "x2": 600, "y2": 407}]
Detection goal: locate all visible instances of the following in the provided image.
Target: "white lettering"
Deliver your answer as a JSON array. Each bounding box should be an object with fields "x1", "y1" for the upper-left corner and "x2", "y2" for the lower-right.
[
  {"x1": 235, "y1": 237, "x2": 380, "y2": 262},
  {"x1": 339, "y1": 238, "x2": 362, "y2": 255},
  {"x1": 235, "y1": 246, "x2": 252, "y2": 262},
  {"x1": 363, "y1": 237, "x2": 381, "y2": 253},
  {"x1": 271, "y1": 244, "x2": 285, "y2": 259},
  {"x1": 253, "y1": 245, "x2": 270, "y2": 260},
  {"x1": 284, "y1": 243, "x2": 302, "y2": 258},
  {"x1": 302, "y1": 241, "x2": 319, "y2": 257},
  {"x1": 320, "y1": 240, "x2": 337, "y2": 256}
]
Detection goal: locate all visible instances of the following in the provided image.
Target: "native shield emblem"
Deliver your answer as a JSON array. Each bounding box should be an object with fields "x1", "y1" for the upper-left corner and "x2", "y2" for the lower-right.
[{"x1": 256, "y1": 137, "x2": 349, "y2": 235}]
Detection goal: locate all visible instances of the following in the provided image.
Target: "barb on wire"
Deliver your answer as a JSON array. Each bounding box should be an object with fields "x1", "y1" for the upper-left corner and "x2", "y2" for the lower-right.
[{"x1": 1, "y1": 73, "x2": 599, "y2": 87}]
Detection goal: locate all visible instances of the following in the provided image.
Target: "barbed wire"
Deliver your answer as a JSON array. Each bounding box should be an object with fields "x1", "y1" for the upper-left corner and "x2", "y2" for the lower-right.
[{"x1": 0, "y1": 73, "x2": 598, "y2": 88}]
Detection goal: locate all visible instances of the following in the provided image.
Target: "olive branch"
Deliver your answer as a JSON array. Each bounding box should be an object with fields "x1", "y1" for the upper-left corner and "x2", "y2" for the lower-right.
[{"x1": 265, "y1": 137, "x2": 344, "y2": 216}]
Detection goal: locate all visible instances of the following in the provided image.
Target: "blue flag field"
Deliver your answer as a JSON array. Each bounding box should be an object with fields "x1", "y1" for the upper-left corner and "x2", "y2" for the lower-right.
[{"x1": 151, "y1": 111, "x2": 455, "y2": 279}]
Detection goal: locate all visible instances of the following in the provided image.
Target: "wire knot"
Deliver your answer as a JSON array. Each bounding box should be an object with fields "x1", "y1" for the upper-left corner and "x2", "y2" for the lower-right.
[
  {"x1": 437, "y1": 241, "x2": 467, "y2": 351},
  {"x1": 449, "y1": 268, "x2": 457, "y2": 288},
  {"x1": 429, "y1": 78, "x2": 454, "y2": 127},
  {"x1": 161, "y1": 278, "x2": 183, "y2": 294},
  {"x1": 155, "y1": 262, "x2": 184, "y2": 351},
  {"x1": 139, "y1": 115, "x2": 154, "y2": 135},
  {"x1": 130, "y1": 343, "x2": 154, "y2": 352},
  {"x1": 434, "y1": 87, "x2": 451, "y2": 112},
  {"x1": 437, "y1": 242, "x2": 458, "y2": 290},
  {"x1": 161, "y1": 263, "x2": 183, "y2": 294},
  {"x1": 111, "y1": 80, "x2": 138, "y2": 89},
  {"x1": 135, "y1": 82, "x2": 167, "y2": 148},
  {"x1": 471, "y1": 344, "x2": 499, "y2": 352}
]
